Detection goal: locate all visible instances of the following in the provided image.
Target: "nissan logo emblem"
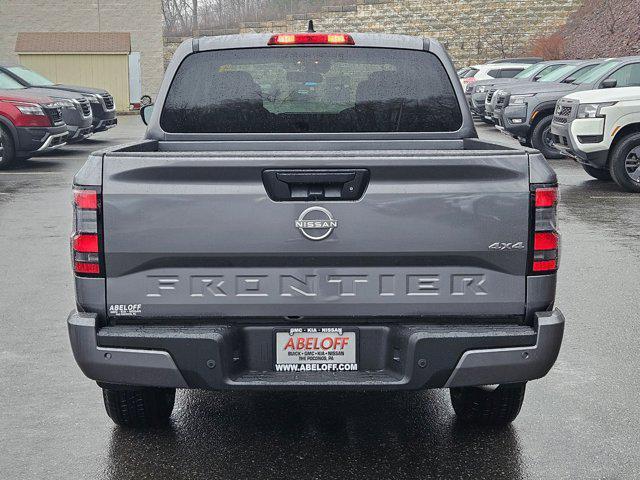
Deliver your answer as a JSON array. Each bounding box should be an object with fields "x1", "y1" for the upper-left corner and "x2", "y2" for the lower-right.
[{"x1": 295, "y1": 207, "x2": 338, "y2": 241}]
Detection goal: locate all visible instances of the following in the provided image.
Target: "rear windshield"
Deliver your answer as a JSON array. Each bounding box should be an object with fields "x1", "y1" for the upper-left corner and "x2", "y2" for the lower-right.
[{"x1": 161, "y1": 47, "x2": 463, "y2": 134}]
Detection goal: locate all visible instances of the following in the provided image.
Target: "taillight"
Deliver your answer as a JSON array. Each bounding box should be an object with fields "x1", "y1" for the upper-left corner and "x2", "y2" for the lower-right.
[
  {"x1": 531, "y1": 185, "x2": 559, "y2": 274},
  {"x1": 72, "y1": 186, "x2": 103, "y2": 276},
  {"x1": 268, "y1": 33, "x2": 355, "y2": 46}
]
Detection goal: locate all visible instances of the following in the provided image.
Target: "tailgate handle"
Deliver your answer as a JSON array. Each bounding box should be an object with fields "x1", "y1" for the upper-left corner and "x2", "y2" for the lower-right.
[{"x1": 263, "y1": 169, "x2": 369, "y2": 201}]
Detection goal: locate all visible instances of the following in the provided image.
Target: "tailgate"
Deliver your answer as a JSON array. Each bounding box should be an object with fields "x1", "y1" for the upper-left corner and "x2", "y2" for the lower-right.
[{"x1": 102, "y1": 150, "x2": 531, "y2": 319}]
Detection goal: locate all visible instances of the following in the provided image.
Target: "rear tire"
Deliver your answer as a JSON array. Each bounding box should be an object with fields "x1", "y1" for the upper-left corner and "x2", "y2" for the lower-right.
[
  {"x1": 609, "y1": 132, "x2": 640, "y2": 193},
  {"x1": 531, "y1": 116, "x2": 564, "y2": 160},
  {"x1": 0, "y1": 125, "x2": 18, "y2": 170},
  {"x1": 102, "y1": 387, "x2": 175, "y2": 427},
  {"x1": 450, "y1": 383, "x2": 526, "y2": 426},
  {"x1": 582, "y1": 164, "x2": 612, "y2": 181}
]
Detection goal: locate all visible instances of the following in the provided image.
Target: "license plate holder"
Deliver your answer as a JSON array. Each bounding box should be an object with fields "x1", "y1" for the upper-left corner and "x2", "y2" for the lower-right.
[{"x1": 274, "y1": 327, "x2": 358, "y2": 372}]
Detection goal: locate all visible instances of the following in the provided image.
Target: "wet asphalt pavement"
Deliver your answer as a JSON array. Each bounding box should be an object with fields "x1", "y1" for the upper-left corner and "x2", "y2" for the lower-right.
[{"x1": 1, "y1": 118, "x2": 639, "y2": 479}]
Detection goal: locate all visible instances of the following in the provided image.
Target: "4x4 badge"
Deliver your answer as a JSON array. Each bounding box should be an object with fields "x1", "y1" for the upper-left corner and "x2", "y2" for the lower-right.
[
  {"x1": 295, "y1": 207, "x2": 338, "y2": 241},
  {"x1": 489, "y1": 242, "x2": 525, "y2": 251}
]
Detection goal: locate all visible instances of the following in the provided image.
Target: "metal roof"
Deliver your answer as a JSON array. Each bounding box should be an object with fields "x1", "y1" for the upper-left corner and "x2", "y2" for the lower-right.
[{"x1": 15, "y1": 32, "x2": 131, "y2": 53}]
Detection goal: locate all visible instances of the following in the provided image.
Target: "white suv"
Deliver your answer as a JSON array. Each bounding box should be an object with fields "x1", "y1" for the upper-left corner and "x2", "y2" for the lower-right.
[
  {"x1": 551, "y1": 87, "x2": 640, "y2": 192},
  {"x1": 460, "y1": 63, "x2": 530, "y2": 91}
]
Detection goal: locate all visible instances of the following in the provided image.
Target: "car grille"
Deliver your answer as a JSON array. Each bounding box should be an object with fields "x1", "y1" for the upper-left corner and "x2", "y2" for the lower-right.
[
  {"x1": 43, "y1": 106, "x2": 63, "y2": 124},
  {"x1": 496, "y1": 94, "x2": 507, "y2": 106},
  {"x1": 486, "y1": 89, "x2": 497, "y2": 103},
  {"x1": 76, "y1": 98, "x2": 92, "y2": 117},
  {"x1": 100, "y1": 93, "x2": 115, "y2": 110},
  {"x1": 553, "y1": 100, "x2": 576, "y2": 124}
]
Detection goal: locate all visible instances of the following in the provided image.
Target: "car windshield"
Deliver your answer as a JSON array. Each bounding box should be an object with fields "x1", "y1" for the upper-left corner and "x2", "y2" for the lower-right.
[
  {"x1": 7, "y1": 66, "x2": 55, "y2": 86},
  {"x1": 572, "y1": 60, "x2": 621, "y2": 85},
  {"x1": 538, "y1": 64, "x2": 576, "y2": 82},
  {"x1": 161, "y1": 47, "x2": 463, "y2": 134},
  {"x1": 0, "y1": 72, "x2": 25, "y2": 89},
  {"x1": 514, "y1": 64, "x2": 542, "y2": 79}
]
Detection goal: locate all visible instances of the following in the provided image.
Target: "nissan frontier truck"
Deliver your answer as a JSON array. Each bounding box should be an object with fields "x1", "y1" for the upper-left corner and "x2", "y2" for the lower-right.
[{"x1": 67, "y1": 31, "x2": 564, "y2": 428}]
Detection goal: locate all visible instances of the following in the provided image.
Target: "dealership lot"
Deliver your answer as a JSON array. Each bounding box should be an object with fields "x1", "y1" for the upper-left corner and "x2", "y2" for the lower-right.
[{"x1": 1, "y1": 117, "x2": 639, "y2": 479}]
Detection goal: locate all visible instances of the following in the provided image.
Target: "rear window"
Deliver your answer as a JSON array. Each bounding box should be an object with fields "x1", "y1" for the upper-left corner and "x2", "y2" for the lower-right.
[{"x1": 161, "y1": 47, "x2": 463, "y2": 134}]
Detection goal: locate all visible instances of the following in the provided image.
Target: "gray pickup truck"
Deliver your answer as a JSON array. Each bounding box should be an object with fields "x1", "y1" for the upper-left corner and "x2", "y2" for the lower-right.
[{"x1": 68, "y1": 32, "x2": 564, "y2": 428}]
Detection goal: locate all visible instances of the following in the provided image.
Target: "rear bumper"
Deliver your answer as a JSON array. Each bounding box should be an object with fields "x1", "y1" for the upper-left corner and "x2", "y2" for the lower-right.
[{"x1": 68, "y1": 309, "x2": 564, "y2": 390}]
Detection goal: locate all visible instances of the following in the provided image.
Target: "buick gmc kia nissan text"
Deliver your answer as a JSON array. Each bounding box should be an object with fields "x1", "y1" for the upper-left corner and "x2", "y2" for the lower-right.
[{"x1": 68, "y1": 32, "x2": 564, "y2": 428}]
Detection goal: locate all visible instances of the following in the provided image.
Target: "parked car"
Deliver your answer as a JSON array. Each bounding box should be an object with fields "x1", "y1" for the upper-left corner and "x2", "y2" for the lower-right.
[
  {"x1": 466, "y1": 60, "x2": 572, "y2": 120},
  {"x1": 551, "y1": 87, "x2": 640, "y2": 192},
  {"x1": 486, "y1": 60, "x2": 603, "y2": 128},
  {"x1": 0, "y1": 81, "x2": 68, "y2": 169},
  {"x1": 0, "y1": 64, "x2": 117, "y2": 133},
  {"x1": 68, "y1": 32, "x2": 564, "y2": 428},
  {"x1": 0, "y1": 71, "x2": 92, "y2": 143},
  {"x1": 460, "y1": 62, "x2": 531, "y2": 90},
  {"x1": 489, "y1": 58, "x2": 635, "y2": 159}
]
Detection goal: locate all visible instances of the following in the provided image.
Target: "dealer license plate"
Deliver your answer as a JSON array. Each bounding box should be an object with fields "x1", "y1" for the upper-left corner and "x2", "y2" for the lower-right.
[{"x1": 275, "y1": 328, "x2": 358, "y2": 372}]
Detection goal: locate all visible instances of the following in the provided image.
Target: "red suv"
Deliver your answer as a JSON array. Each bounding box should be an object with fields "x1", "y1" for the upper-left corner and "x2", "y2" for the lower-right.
[{"x1": 0, "y1": 75, "x2": 68, "y2": 169}]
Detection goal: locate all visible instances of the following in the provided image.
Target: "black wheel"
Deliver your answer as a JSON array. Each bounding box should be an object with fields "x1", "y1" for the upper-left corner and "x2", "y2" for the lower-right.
[
  {"x1": 609, "y1": 132, "x2": 640, "y2": 193},
  {"x1": 450, "y1": 383, "x2": 526, "y2": 426},
  {"x1": 102, "y1": 387, "x2": 175, "y2": 427},
  {"x1": 0, "y1": 125, "x2": 18, "y2": 169},
  {"x1": 582, "y1": 164, "x2": 612, "y2": 181},
  {"x1": 531, "y1": 116, "x2": 563, "y2": 159}
]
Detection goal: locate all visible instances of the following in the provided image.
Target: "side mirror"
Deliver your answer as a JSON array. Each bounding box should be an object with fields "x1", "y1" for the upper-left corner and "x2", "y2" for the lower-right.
[
  {"x1": 533, "y1": 75, "x2": 542, "y2": 81},
  {"x1": 562, "y1": 77, "x2": 575, "y2": 84},
  {"x1": 140, "y1": 104, "x2": 154, "y2": 125},
  {"x1": 601, "y1": 78, "x2": 618, "y2": 89}
]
